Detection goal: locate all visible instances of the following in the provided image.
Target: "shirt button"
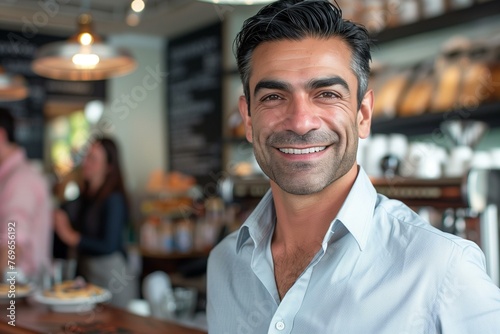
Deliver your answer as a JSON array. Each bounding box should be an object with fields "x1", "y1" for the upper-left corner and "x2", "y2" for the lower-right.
[{"x1": 275, "y1": 321, "x2": 285, "y2": 331}]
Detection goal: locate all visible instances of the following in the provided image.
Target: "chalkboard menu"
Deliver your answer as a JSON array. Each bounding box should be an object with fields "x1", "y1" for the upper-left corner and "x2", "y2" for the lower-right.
[
  {"x1": 0, "y1": 29, "x2": 105, "y2": 160},
  {"x1": 167, "y1": 22, "x2": 222, "y2": 189}
]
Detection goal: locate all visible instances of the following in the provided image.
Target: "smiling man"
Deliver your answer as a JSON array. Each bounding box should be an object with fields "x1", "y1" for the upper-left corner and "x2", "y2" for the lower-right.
[{"x1": 207, "y1": 1, "x2": 500, "y2": 333}]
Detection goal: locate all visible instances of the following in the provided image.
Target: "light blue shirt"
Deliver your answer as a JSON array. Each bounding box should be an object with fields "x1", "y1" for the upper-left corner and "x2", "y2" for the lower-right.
[{"x1": 207, "y1": 167, "x2": 500, "y2": 334}]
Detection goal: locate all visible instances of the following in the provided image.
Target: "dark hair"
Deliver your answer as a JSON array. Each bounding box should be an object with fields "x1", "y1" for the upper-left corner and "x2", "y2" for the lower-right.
[
  {"x1": 85, "y1": 136, "x2": 128, "y2": 207},
  {"x1": 0, "y1": 107, "x2": 16, "y2": 143},
  {"x1": 234, "y1": 0, "x2": 373, "y2": 110}
]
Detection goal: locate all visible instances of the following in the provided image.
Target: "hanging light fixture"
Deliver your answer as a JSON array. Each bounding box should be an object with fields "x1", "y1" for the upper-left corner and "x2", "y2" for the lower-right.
[
  {"x1": 0, "y1": 67, "x2": 28, "y2": 101},
  {"x1": 32, "y1": 13, "x2": 136, "y2": 81},
  {"x1": 126, "y1": 0, "x2": 146, "y2": 27},
  {"x1": 197, "y1": 0, "x2": 273, "y2": 4}
]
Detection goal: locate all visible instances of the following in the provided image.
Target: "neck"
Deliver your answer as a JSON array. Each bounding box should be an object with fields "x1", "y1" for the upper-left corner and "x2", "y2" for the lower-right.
[{"x1": 271, "y1": 165, "x2": 359, "y2": 251}]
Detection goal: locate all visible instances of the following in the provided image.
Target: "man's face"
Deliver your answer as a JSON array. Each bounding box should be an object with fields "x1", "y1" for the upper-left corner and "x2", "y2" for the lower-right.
[{"x1": 239, "y1": 37, "x2": 372, "y2": 195}]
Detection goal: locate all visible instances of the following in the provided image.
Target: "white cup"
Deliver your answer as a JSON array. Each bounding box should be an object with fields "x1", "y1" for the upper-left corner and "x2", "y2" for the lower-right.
[
  {"x1": 388, "y1": 133, "x2": 408, "y2": 161},
  {"x1": 490, "y1": 148, "x2": 500, "y2": 169},
  {"x1": 400, "y1": 142, "x2": 446, "y2": 178},
  {"x1": 445, "y1": 145, "x2": 473, "y2": 177},
  {"x1": 471, "y1": 151, "x2": 493, "y2": 169},
  {"x1": 364, "y1": 134, "x2": 389, "y2": 177}
]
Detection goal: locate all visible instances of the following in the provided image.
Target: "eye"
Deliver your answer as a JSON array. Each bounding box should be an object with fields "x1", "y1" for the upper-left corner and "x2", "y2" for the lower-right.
[
  {"x1": 317, "y1": 91, "x2": 341, "y2": 99},
  {"x1": 261, "y1": 94, "x2": 283, "y2": 102}
]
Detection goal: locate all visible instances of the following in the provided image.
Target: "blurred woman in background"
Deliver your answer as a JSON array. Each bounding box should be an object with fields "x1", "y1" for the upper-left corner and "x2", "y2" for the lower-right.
[{"x1": 53, "y1": 136, "x2": 138, "y2": 308}]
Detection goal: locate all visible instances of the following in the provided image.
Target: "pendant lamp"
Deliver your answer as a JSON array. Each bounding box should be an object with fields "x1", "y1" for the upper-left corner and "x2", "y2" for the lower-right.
[
  {"x1": 32, "y1": 13, "x2": 136, "y2": 81},
  {"x1": 0, "y1": 67, "x2": 28, "y2": 101},
  {"x1": 197, "y1": 0, "x2": 273, "y2": 4}
]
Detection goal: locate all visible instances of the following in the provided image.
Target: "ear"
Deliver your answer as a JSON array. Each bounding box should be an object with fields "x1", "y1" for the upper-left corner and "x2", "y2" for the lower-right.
[
  {"x1": 357, "y1": 89, "x2": 373, "y2": 139},
  {"x1": 238, "y1": 95, "x2": 253, "y2": 143}
]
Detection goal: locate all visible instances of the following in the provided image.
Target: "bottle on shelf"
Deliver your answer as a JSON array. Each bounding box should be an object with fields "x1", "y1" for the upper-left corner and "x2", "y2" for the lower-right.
[
  {"x1": 140, "y1": 215, "x2": 160, "y2": 252},
  {"x1": 175, "y1": 218, "x2": 194, "y2": 253},
  {"x1": 160, "y1": 217, "x2": 175, "y2": 253}
]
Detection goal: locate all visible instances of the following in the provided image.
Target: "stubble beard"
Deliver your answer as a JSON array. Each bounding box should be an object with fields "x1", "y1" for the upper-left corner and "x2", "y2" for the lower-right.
[{"x1": 253, "y1": 130, "x2": 358, "y2": 195}]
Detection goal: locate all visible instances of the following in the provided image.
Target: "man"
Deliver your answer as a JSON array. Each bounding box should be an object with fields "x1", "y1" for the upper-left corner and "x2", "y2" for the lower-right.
[
  {"x1": 207, "y1": 1, "x2": 500, "y2": 333},
  {"x1": 0, "y1": 107, "x2": 52, "y2": 282}
]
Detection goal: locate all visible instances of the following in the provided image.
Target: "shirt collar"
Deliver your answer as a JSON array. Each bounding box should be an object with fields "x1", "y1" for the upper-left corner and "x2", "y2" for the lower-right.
[
  {"x1": 236, "y1": 189, "x2": 275, "y2": 253},
  {"x1": 235, "y1": 166, "x2": 377, "y2": 252},
  {"x1": 334, "y1": 166, "x2": 377, "y2": 251}
]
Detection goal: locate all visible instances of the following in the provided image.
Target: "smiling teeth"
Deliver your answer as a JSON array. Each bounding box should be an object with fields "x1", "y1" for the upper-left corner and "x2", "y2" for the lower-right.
[{"x1": 279, "y1": 146, "x2": 326, "y2": 154}]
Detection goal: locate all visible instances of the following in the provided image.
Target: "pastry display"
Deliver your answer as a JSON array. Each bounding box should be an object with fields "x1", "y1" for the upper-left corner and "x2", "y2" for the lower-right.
[
  {"x1": 397, "y1": 62, "x2": 435, "y2": 117},
  {"x1": 373, "y1": 72, "x2": 410, "y2": 118}
]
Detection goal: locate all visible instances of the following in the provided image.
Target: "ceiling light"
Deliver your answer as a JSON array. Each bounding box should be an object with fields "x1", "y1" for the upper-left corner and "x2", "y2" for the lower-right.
[
  {"x1": 84, "y1": 100, "x2": 104, "y2": 124},
  {"x1": 131, "y1": 0, "x2": 146, "y2": 13},
  {"x1": 32, "y1": 13, "x2": 136, "y2": 81},
  {"x1": 197, "y1": 0, "x2": 273, "y2": 4},
  {"x1": 127, "y1": 0, "x2": 146, "y2": 27},
  {"x1": 0, "y1": 67, "x2": 28, "y2": 101}
]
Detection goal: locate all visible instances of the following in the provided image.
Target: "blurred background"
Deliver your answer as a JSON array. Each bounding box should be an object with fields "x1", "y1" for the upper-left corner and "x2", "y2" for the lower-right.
[{"x1": 1, "y1": 0, "x2": 500, "y2": 327}]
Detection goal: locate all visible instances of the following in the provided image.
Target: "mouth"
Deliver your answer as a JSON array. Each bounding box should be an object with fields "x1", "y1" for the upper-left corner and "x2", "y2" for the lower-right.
[{"x1": 278, "y1": 146, "x2": 327, "y2": 155}]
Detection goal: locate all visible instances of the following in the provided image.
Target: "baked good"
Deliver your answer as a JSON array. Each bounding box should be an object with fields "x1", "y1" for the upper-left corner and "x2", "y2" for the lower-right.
[
  {"x1": 0, "y1": 283, "x2": 31, "y2": 296},
  {"x1": 373, "y1": 74, "x2": 409, "y2": 118},
  {"x1": 431, "y1": 62, "x2": 462, "y2": 112},
  {"x1": 43, "y1": 280, "x2": 104, "y2": 299},
  {"x1": 398, "y1": 78, "x2": 434, "y2": 117}
]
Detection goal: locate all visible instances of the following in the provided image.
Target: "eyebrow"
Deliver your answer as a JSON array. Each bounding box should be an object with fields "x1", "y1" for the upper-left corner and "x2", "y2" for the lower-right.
[
  {"x1": 307, "y1": 77, "x2": 350, "y2": 92},
  {"x1": 253, "y1": 80, "x2": 291, "y2": 98},
  {"x1": 253, "y1": 76, "x2": 350, "y2": 98}
]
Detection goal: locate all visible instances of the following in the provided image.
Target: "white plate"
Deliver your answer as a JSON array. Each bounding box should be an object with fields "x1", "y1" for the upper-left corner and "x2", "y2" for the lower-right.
[
  {"x1": 33, "y1": 288, "x2": 111, "y2": 312},
  {"x1": 0, "y1": 284, "x2": 33, "y2": 303}
]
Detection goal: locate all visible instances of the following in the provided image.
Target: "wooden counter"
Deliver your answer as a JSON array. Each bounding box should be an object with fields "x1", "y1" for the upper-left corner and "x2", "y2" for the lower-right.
[{"x1": 0, "y1": 298, "x2": 207, "y2": 334}]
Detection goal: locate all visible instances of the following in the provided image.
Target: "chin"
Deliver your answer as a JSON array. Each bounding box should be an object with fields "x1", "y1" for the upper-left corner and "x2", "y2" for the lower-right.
[{"x1": 277, "y1": 179, "x2": 327, "y2": 195}]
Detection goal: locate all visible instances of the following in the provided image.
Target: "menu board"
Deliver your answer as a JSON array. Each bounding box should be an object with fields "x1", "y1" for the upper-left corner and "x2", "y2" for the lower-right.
[
  {"x1": 167, "y1": 22, "x2": 222, "y2": 188},
  {"x1": 0, "y1": 29, "x2": 105, "y2": 160}
]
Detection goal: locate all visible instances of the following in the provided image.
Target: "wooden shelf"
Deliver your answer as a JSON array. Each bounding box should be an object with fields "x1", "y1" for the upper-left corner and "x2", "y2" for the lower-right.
[
  {"x1": 371, "y1": 176, "x2": 467, "y2": 209},
  {"x1": 371, "y1": 102, "x2": 500, "y2": 136},
  {"x1": 372, "y1": 1, "x2": 500, "y2": 44}
]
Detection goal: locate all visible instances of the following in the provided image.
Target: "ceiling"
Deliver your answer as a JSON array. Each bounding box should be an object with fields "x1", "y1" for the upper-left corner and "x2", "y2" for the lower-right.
[{"x1": 0, "y1": 0, "x2": 246, "y2": 38}]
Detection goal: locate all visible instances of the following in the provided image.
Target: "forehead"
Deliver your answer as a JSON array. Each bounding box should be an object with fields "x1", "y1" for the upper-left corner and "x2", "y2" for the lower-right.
[{"x1": 249, "y1": 37, "x2": 354, "y2": 88}]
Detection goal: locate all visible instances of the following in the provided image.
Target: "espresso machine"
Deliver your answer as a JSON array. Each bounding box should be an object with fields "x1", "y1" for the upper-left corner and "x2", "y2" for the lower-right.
[{"x1": 466, "y1": 168, "x2": 500, "y2": 285}]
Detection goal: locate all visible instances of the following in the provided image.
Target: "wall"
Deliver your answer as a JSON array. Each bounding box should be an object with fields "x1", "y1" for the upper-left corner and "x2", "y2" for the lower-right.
[{"x1": 106, "y1": 34, "x2": 167, "y2": 225}]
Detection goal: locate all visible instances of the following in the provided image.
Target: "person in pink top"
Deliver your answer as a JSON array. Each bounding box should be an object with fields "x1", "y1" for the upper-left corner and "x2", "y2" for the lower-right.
[{"x1": 0, "y1": 107, "x2": 52, "y2": 282}]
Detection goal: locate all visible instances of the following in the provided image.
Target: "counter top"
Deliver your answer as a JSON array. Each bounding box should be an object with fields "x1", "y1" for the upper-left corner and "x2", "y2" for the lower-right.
[{"x1": 0, "y1": 298, "x2": 207, "y2": 334}]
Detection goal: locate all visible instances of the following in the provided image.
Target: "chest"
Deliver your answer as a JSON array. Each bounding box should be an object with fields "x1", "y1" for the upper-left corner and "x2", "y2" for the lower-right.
[{"x1": 272, "y1": 248, "x2": 317, "y2": 300}]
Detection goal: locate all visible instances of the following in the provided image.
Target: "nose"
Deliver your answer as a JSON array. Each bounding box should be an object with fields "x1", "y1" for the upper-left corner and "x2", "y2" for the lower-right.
[{"x1": 283, "y1": 94, "x2": 321, "y2": 136}]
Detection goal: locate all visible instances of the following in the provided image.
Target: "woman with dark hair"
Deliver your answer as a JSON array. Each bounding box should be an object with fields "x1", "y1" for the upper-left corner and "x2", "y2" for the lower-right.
[{"x1": 54, "y1": 136, "x2": 138, "y2": 308}]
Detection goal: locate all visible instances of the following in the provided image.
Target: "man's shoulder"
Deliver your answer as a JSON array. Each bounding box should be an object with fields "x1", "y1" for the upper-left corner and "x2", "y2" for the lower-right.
[
  {"x1": 210, "y1": 230, "x2": 239, "y2": 256},
  {"x1": 374, "y1": 194, "x2": 479, "y2": 254},
  {"x1": 3, "y1": 158, "x2": 48, "y2": 196}
]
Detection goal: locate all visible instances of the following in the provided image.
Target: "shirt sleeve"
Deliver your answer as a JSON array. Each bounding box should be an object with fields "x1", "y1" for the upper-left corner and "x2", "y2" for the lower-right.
[
  {"x1": 437, "y1": 243, "x2": 500, "y2": 333},
  {"x1": 77, "y1": 193, "x2": 127, "y2": 255}
]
